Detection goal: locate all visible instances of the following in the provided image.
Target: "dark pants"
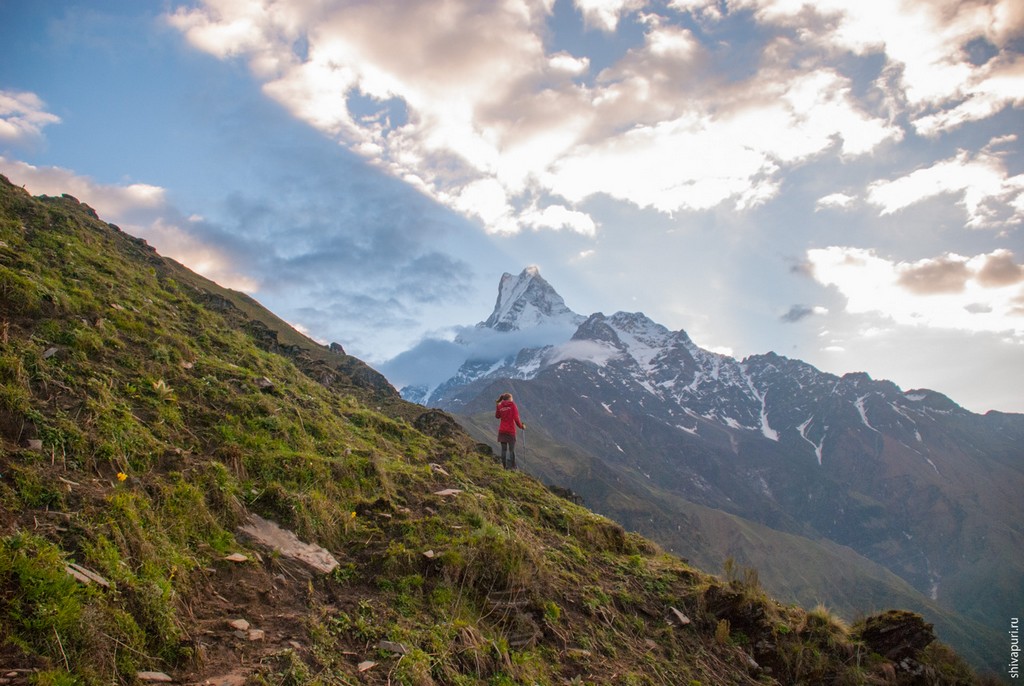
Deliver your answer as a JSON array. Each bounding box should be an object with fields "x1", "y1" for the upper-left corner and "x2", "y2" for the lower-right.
[{"x1": 498, "y1": 433, "x2": 516, "y2": 470}]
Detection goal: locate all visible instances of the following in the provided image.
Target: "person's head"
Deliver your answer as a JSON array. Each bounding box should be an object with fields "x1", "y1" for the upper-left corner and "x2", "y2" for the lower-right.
[{"x1": 497, "y1": 392, "x2": 512, "y2": 402}]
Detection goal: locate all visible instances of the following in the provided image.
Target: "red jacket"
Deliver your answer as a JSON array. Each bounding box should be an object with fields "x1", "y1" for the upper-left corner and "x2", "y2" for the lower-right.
[{"x1": 495, "y1": 400, "x2": 524, "y2": 435}]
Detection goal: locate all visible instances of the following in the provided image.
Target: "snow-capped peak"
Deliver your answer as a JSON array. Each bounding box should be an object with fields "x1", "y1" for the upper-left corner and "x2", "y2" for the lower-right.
[{"x1": 482, "y1": 266, "x2": 584, "y2": 331}]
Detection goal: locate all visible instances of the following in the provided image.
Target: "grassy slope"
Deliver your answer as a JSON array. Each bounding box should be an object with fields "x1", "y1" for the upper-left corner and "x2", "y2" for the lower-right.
[
  {"x1": 0, "y1": 177, "x2": 990, "y2": 685},
  {"x1": 457, "y1": 412, "x2": 1003, "y2": 673}
]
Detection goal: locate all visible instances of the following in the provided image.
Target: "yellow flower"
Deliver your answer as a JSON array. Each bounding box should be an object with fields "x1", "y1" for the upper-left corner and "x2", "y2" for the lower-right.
[
  {"x1": 117, "y1": 472, "x2": 127, "y2": 482},
  {"x1": 350, "y1": 511, "x2": 357, "y2": 519}
]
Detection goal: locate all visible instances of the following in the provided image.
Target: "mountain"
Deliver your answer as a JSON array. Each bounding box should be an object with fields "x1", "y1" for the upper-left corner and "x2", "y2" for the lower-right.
[
  {"x1": 397, "y1": 266, "x2": 585, "y2": 406},
  {"x1": 483, "y1": 266, "x2": 584, "y2": 332},
  {"x1": 0, "y1": 176, "x2": 993, "y2": 683},
  {"x1": 394, "y1": 266, "x2": 1024, "y2": 675}
]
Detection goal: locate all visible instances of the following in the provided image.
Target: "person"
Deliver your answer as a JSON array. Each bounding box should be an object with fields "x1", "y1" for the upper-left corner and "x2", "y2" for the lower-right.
[{"x1": 495, "y1": 392, "x2": 526, "y2": 470}]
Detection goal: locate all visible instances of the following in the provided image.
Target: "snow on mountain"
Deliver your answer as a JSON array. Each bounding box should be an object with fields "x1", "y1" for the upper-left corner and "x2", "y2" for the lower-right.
[
  {"x1": 381, "y1": 267, "x2": 584, "y2": 405},
  {"x1": 394, "y1": 266, "x2": 1006, "y2": 461},
  {"x1": 481, "y1": 265, "x2": 585, "y2": 332}
]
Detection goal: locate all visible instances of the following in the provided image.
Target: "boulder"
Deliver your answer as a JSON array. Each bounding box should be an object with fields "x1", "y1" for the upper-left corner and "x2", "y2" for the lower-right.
[{"x1": 855, "y1": 610, "x2": 935, "y2": 663}]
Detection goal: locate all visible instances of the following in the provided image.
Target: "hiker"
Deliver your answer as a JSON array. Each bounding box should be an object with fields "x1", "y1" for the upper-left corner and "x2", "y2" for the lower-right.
[{"x1": 495, "y1": 392, "x2": 526, "y2": 470}]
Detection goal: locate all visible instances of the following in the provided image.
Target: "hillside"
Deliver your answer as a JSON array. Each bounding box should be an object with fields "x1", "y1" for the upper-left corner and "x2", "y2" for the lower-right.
[
  {"x1": 455, "y1": 409, "x2": 1002, "y2": 673},
  {"x1": 0, "y1": 175, "x2": 993, "y2": 684},
  {"x1": 388, "y1": 267, "x2": 1022, "y2": 676}
]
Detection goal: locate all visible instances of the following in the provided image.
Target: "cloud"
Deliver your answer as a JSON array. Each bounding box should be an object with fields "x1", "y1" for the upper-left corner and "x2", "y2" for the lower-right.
[
  {"x1": 547, "y1": 338, "x2": 619, "y2": 366},
  {"x1": 545, "y1": 64, "x2": 900, "y2": 212},
  {"x1": 380, "y1": 318, "x2": 582, "y2": 390},
  {"x1": 575, "y1": 0, "x2": 646, "y2": 32},
  {"x1": 865, "y1": 148, "x2": 1024, "y2": 227},
  {"x1": 0, "y1": 157, "x2": 258, "y2": 291},
  {"x1": 816, "y1": 192, "x2": 856, "y2": 210},
  {"x1": 896, "y1": 256, "x2": 972, "y2": 295},
  {"x1": 520, "y1": 204, "x2": 597, "y2": 236},
  {"x1": 977, "y1": 249, "x2": 1024, "y2": 287},
  {"x1": 806, "y1": 246, "x2": 1024, "y2": 336},
  {"x1": 734, "y1": 0, "x2": 1024, "y2": 134},
  {"x1": 781, "y1": 304, "x2": 828, "y2": 323},
  {"x1": 166, "y1": 0, "x2": 909, "y2": 233},
  {"x1": 0, "y1": 90, "x2": 62, "y2": 143}
]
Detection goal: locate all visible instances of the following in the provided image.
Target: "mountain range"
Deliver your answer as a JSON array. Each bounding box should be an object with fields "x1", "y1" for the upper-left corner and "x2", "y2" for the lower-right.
[{"x1": 388, "y1": 266, "x2": 1024, "y2": 674}]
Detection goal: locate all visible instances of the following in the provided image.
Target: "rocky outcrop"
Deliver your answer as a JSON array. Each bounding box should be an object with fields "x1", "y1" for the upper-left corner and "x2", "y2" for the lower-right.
[{"x1": 856, "y1": 610, "x2": 937, "y2": 681}]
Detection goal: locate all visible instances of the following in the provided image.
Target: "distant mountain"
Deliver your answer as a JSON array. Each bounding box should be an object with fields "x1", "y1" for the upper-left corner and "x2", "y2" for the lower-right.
[
  {"x1": 483, "y1": 265, "x2": 585, "y2": 332},
  {"x1": 392, "y1": 266, "x2": 1024, "y2": 674},
  {"x1": 394, "y1": 266, "x2": 585, "y2": 406}
]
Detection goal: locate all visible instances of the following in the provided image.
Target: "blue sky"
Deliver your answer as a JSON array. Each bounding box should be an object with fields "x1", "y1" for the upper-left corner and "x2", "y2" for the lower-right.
[{"x1": 2, "y1": 0, "x2": 1022, "y2": 413}]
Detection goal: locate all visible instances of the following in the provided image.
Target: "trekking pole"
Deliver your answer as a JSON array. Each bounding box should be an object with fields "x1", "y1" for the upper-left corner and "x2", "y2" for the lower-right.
[{"x1": 520, "y1": 426, "x2": 526, "y2": 468}]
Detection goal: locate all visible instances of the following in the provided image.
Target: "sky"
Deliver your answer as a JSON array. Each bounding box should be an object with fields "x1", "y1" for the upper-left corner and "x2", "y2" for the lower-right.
[{"x1": 1, "y1": 0, "x2": 1022, "y2": 414}]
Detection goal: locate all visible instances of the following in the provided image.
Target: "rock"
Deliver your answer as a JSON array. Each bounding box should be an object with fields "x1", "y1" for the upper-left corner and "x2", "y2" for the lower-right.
[
  {"x1": 547, "y1": 484, "x2": 584, "y2": 505},
  {"x1": 433, "y1": 488, "x2": 463, "y2": 497},
  {"x1": 742, "y1": 653, "x2": 760, "y2": 672},
  {"x1": 136, "y1": 672, "x2": 173, "y2": 683},
  {"x1": 329, "y1": 342, "x2": 345, "y2": 354},
  {"x1": 378, "y1": 640, "x2": 409, "y2": 655},
  {"x1": 237, "y1": 513, "x2": 339, "y2": 574},
  {"x1": 248, "y1": 629, "x2": 265, "y2": 641},
  {"x1": 429, "y1": 463, "x2": 450, "y2": 476},
  {"x1": 414, "y1": 409, "x2": 462, "y2": 439},
  {"x1": 223, "y1": 553, "x2": 248, "y2": 563},
  {"x1": 669, "y1": 606, "x2": 691, "y2": 626},
  {"x1": 201, "y1": 675, "x2": 246, "y2": 686},
  {"x1": 65, "y1": 563, "x2": 110, "y2": 588},
  {"x1": 255, "y1": 377, "x2": 274, "y2": 391},
  {"x1": 357, "y1": 661, "x2": 376, "y2": 672},
  {"x1": 26, "y1": 439, "x2": 43, "y2": 451},
  {"x1": 42, "y1": 347, "x2": 58, "y2": 359},
  {"x1": 423, "y1": 550, "x2": 436, "y2": 559},
  {"x1": 227, "y1": 619, "x2": 250, "y2": 631},
  {"x1": 855, "y1": 610, "x2": 935, "y2": 663}
]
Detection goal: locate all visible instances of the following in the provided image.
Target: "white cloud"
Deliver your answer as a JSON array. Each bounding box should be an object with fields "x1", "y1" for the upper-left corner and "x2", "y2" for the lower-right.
[
  {"x1": 816, "y1": 192, "x2": 856, "y2": 210},
  {"x1": 521, "y1": 204, "x2": 597, "y2": 236},
  {"x1": 731, "y1": 0, "x2": 1024, "y2": 134},
  {"x1": 866, "y1": 149, "x2": 1024, "y2": 227},
  {"x1": 449, "y1": 178, "x2": 516, "y2": 234},
  {"x1": 0, "y1": 90, "x2": 61, "y2": 143},
  {"x1": 575, "y1": 0, "x2": 645, "y2": 31},
  {"x1": 548, "y1": 338, "x2": 619, "y2": 365},
  {"x1": 0, "y1": 157, "x2": 258, "y2": 292},
  {"x1": 546, "y1": 66, "x2": 897, "y2": 212},
  {"x1": 168, "y1": 0, "x2": 1024, "y2": 236},
  {"x1": 806, "y1": 246, "x2": 1024, "y2": 336},
  {"x1": 0, "y1": 156, "x2": 165, "y2": 213},
  {"x1": 913, "y1": 63, "x2": 1024, "y2": 136},
  {"x1": 549, "y1": 52, "x2": 590, "y2": 75}
]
